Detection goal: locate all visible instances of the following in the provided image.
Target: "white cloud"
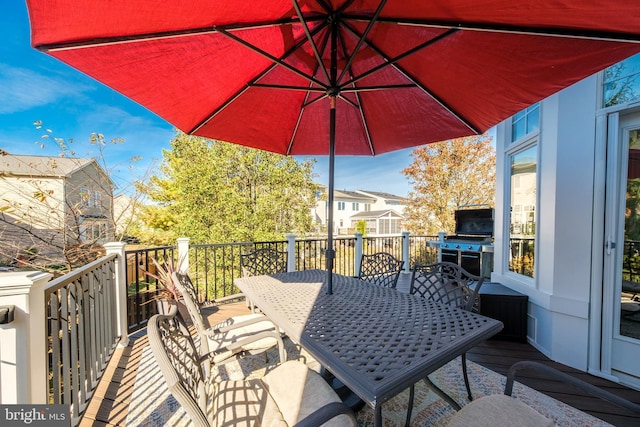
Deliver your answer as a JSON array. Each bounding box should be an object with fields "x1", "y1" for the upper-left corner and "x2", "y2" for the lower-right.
[{"x1": 0, "y1": 64, "x2": 91, "y2": 114}]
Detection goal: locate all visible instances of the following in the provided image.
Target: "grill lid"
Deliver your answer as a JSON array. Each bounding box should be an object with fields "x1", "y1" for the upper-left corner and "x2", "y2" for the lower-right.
[{"x1": 454, "y1": 207, "x2": 494, "y2": 236}]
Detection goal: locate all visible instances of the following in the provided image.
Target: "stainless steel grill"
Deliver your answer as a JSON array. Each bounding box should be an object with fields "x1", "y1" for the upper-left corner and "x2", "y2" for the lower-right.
[{"x1": 439, "y1": 207, "x2": 494, "y2": 278}]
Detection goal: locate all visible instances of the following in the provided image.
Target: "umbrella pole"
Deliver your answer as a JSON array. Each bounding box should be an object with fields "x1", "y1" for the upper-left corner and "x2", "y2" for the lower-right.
[{"x1": 326, "y1": 96, "x2": 336, "y2": 295}]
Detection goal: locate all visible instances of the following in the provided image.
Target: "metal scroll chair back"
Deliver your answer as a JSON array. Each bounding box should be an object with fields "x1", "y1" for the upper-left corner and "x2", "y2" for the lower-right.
[
  {"x1": 410, "y1": 261, "x2": 483, "y2": 313},
  {"x1": 240, "y1": 247, "x2": 287, "y2": 277},
  {"x1": 148, "y1": 309, "x2": 357, "y2": 427},
  {"x1": 358, "y1": 252, "x2": 404, "y2": 288},
  {"x1": 171, "y1": 272, "x2": 210, "y2": 351},
  {"x1": 409, "y1": 261, "x2": 485, "y2": 406},
  {"x1": 172, "y1": 271, "x2": 285, "y2": 363},
  {"x1": 148, "y1": 307, "x2": 211, "y2": 427}
]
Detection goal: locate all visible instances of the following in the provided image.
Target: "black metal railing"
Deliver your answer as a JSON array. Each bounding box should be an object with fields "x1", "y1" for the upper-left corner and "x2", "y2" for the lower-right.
[
  {"x1": 125, "y1": 246, "x2": 177, "y2": 331},
  {"x1": 125, "y1": 234, "x2": 440, "y2": 332}
]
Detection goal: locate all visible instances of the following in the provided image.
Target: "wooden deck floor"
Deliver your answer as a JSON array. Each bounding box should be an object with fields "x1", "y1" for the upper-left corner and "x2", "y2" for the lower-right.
[{"x1": 80, "y1": 277, "x2": 640, "y2": 426}]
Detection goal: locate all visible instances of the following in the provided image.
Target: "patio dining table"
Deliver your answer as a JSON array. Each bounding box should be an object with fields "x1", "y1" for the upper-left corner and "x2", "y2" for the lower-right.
[{"x1": 234, "y1": 269, "x2": 503, "y2": 426}]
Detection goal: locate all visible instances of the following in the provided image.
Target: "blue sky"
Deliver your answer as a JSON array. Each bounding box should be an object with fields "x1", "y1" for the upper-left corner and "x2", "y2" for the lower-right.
[{"x1": 1, "y1": 2, "x2": 417, "y2": 196}]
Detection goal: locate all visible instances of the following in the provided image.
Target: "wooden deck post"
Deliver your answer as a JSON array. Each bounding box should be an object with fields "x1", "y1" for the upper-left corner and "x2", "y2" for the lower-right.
[
  {"x1": 104, "y1": 242, "x2": 129, "y2": 347},
  {"x1": 286, "y1": 234, "x2": 296, "y2": 272},
  {"x1": 355, "y1": 233, "x2": 363, "y2": 276},
  {"x1": 402, "y1": 231, "x2": 410, "y2": 273},
  {"x1": 177, "y1": 238, "x2": 190, "y2": 273},
  {"x1": 0, "y1": 271, "x2": 52, "y2": 404}
]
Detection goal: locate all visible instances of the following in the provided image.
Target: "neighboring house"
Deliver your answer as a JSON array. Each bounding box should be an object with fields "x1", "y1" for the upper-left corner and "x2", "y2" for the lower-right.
[
  {"x1": 0, "y1": 154, "x2": 114, "y2": 266},
  {"x1": 312, "y1": 186, "x2": 406, "y2": 235},
  {"x1": 113, "y1": 193, "x2": 143, "y2": 240},
  {"x1": 491, "y1": 52, "x2": 640, "y2": 391}
]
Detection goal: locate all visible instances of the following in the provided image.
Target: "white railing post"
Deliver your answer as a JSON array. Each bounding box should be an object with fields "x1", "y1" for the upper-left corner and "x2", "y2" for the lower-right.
[
  {"x1": 354, "y1": 233, "x2": 363, "y2": 276},
  {"x1": 105, "y1": 242, "x2": 129, "y2": 347},
  {"x1": 0, "y1": 271, "x2": 52, "y2": 404},
  {"x1": 286, "y1": 234, "x2": 296, "y2": 272},
  {"x1": 402, "y1": 231, "x2": 411, "y2": 273},
  {"x1": 177, "y1": 237, "x2": 190, "y2": 273}
]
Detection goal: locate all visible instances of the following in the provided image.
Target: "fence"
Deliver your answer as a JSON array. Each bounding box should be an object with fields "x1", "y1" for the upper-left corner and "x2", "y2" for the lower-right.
[
  {"x1": 0, "y1": 242, "x2": 129, "y2": 426},
  {"x1": 124, "y1": 233, "x2": 439, "y2": 332},
  {"x1": 45, "y1": 254, "x2": 120, "y2": 426}
]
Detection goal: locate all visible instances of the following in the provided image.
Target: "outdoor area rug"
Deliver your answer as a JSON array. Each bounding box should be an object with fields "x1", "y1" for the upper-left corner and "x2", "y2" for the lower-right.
[{"x1": 125, "y1": 338, "x2": 611, "y2": 426}]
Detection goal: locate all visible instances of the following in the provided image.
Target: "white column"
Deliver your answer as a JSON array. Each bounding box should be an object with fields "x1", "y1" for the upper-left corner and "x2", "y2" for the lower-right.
[
  {"x1": 0, "y1": 271, "x2": 52, "y2": 404},
  {"x1": 177, "y1": 237, "x2": 190, "y2": 273},
  {"x1": 286, "y1": 234, "x2": 296, "y2": 272},
  {"x1": 105, "y1": 242, "x2": 129, "y2": 347},
  {"x1": 354, "y1": 233, "x2": 363, "y2": 276},
  {"x1": 402, "y1": 231, "x2": 410, "y2": 273}
]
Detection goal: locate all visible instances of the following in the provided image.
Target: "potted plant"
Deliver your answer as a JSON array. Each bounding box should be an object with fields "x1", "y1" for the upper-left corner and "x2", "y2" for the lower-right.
[{"x1": 142, "y1": 256, "x2": 183, "y2": 314}]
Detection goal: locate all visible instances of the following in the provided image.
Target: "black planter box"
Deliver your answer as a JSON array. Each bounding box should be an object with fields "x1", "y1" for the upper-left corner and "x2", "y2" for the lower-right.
[{"x1": 476, "y1": 282, "x2": 528, "y2": 342}]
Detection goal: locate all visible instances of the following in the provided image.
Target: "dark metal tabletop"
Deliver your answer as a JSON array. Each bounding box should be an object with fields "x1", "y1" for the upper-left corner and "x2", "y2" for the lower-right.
[{"x1": 235, "y1": 269, "x2": 503, "y2": 418}]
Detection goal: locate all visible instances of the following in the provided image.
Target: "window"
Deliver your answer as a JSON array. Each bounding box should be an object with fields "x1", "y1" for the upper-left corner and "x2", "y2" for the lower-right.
[
  {"x1": 92, "y1": 191, "x2": 102, "y2": 208},
  {"x1": 509, "y1": 145, "x2": 537, "y2": 278},
  {"x1": 379, "y1": 218, "x2": 400, "y2": 234},
  {"x1": 80, "y1": 220, "x2": 107, "y2": 243},
  {"x1": 364, "y1": 204, "x2": 371, "y2": 212},
  {"x1": 604, "y1": 53, "x2": 640, "y2": 107},
  {"x1": 511, "y1": 103, "x2": 540, "y2": 142},
  {"x1": 79, "y1": 188, "x2": 90, "y2": 207},
  {"x1": 352, "y1": 202, "x2": 359, "y2": 211},
  {"x1": 337, "y1": 202, "x2": 345, "y2": 210}
]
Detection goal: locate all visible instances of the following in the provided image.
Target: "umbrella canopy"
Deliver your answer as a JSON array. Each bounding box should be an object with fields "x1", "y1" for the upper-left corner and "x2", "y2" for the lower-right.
[{"x1": 27, "y1": 0, "x2": 640, "y2": 292}]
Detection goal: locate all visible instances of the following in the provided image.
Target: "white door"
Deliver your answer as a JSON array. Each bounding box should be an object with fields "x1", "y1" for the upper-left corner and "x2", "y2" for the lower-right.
[{"x1": 604, "y1": 111, "x2": 640, "y2": 388}]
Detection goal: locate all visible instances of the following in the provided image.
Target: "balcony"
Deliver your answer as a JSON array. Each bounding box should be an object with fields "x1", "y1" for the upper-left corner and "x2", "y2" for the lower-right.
[{"x1": 0, "y1": 234, "x2": 638, "y2": 426}]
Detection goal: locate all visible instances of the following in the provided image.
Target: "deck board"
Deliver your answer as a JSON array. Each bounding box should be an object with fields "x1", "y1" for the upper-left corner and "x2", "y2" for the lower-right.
[{"x1": 79, "y1": 282, "x2": 640, "y2": 426}]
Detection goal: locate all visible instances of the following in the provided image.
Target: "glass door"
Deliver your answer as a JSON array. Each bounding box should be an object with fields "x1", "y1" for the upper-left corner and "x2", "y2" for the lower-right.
[{"x1": 606, "y1": 112, "x2": 640, "y2": 387}]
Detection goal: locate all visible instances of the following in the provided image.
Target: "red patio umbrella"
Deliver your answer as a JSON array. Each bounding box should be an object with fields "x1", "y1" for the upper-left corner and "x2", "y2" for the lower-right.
[{"x1": 27, "y1": 0, "x2": 640, "y2": 293}]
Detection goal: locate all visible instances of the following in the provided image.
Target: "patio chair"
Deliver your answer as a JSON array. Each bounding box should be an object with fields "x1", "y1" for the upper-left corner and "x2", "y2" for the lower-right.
[
  {"x1": 172, "y1": 271, "x2": 286, "y2": 365},
  {"x1": 446, "y1": 360, "x2": 640, "y2": 427},
  {"x1": 409, "y1": 262, "x2": 484, "y2": 403},
  {"x1": 357, "y1": 252, "x2": 404, "y2": 288},
  {"x1": 240, "y1": 247, "x2": 288, "y2": 277},
  {"x1": 148, "y1": 309, "x2": 357, "y2": 427}
]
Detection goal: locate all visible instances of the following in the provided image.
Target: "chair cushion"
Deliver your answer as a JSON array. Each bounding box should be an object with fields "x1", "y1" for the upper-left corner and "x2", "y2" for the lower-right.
[
  {"x1": 208, "y1": 313, "x2": 279, "y2": 364},
  {"x1": 261, "y1": 361, "x2": 356, "y2": 427},
  {"x1": 210, "y1": 361, "x2": 354, "y2": 427},
  {"x1": 211, "y1": 378, "x2": 286, "y2": 426},
  {"x1": 446, "y1": 394, "x2": 555, "y2": 427}
]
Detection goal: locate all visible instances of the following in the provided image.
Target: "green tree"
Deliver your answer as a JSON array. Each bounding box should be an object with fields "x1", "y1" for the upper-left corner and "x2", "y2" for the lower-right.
[
  {"x1": 402, "y1": 134, "x2": 496, "y2": 235},
  {"x1": 138, "y1": 132, "x2": 318, "y2": 243}
]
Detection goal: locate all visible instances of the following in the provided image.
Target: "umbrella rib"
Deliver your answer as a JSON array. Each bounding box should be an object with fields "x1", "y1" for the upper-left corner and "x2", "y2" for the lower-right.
[
  {"x1": 341, "y1": 25, "x2": 458, "y2": 87},
  {"x1": 251, "y1": 83, "x2": 325, "y2": 92},
  {"x1": 292, "y1": 0, "x2": 331, "y2": 84},
  {"x1": 215, "y1": 27, "x2": 327, "y2": 89},
  {"x1": 337, "y1": 0, "x2": 388, "y2": 85},
  {"x1": 336, "y1": 34, "x2": 375, "y2": 155},
  {"x1": 286, "y1": 28, "x2": 333, "y2": 155},
  {"x1": 340, "y1": 24, "x2": 481, "y2": 134},
  {"x1": 345, "y1": 15, "x2": 640, "y2": 43},
  {"x1": 340, "y1": 84, "x2": 415, "y2": 92},
  {"x1": 34, "y1": 17, "x2": 314, "y2": 52}
]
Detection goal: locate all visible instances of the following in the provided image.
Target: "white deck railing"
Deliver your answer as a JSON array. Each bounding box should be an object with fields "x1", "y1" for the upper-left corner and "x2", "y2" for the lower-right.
[{"x1": 0, "y1": 243, "x2": 129, "y2": 426}]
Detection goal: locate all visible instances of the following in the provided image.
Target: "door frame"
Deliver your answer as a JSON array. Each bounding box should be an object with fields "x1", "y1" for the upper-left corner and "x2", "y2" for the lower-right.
[{"x1": 597, "y1": 109, "x2": 640, "y2": 389}]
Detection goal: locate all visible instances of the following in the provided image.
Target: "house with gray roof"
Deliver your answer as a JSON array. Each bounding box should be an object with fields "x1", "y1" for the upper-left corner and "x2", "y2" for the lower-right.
[
  {"x1": 312, "y1": 186, "x2": 405, "y2": 236},
  {"x1": 0, "y1": 154, "x2": 114, "y2": 267}
]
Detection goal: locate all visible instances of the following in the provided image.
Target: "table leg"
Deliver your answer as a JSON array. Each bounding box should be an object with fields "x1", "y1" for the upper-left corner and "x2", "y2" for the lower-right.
[
  {"x1": 424, "y1": 376, "x2": 462, "y2": 411},
  {"x1": 375, "y1": 406, "x2": 382, "y2": 427}
]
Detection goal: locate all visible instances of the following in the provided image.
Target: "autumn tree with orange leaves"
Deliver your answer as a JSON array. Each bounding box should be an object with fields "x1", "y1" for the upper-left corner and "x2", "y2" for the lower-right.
[{"x1": 402, "y1": 134, "x2": 496, "y2": 235}]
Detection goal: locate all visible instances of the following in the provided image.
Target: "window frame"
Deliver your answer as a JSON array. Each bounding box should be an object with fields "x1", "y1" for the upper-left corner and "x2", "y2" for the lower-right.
[{"x1": 504, "y1": 105, "x2": 541, "y2": 284}]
